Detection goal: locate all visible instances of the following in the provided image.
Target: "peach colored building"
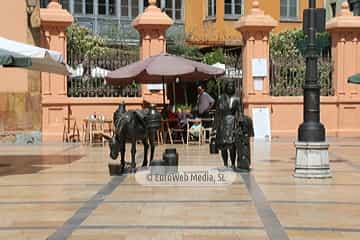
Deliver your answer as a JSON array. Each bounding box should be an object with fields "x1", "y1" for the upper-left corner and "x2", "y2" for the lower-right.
[
  {"x1": 185, "y1": 0, "x2": 325, "y2": 47},
  {"x1": 0, "y1": 0, "x2": 42, "y2": 143}
]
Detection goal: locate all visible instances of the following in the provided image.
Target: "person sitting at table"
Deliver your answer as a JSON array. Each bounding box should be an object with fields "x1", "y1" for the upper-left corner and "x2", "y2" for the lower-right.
[
  {"x1": 189, "y1": 118, "x2": 202, "y2": 138},
  {"x1": 165, "y1": 105, "x2": 178, "y2": 128}
]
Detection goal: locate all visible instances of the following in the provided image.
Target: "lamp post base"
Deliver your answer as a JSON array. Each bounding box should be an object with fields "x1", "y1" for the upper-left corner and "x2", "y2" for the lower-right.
[{"x1": 294, "y1": 141, "x2": 331, "y2": 178}]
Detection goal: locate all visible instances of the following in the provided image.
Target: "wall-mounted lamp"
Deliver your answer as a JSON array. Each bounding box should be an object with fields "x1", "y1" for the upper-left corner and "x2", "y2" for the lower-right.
[{"x1": 26, "y1": 0, "x2": 37, "y2": 15}]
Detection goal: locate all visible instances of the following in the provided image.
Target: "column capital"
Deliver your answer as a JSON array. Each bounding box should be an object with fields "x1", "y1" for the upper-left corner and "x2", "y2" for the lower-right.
[
  {"x1": 235, "y1": 0, "x2": 277, "y2": 34},
  {"x1": 40, "y1": 0, "x2": 74, "y2": 29},
  {"x1": 132, "y1": 0, "x2": 173, "y2": 32},
  {"x1": 326, "y1": 1, "x2": 360, "y2": 31}
]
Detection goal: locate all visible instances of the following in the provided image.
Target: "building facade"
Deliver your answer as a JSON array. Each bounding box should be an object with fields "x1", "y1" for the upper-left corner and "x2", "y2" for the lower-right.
[
  {"x1": 0, "y1": 0, "x2": 42, "y2": 143},
  {"x1": 185, "y1": 0, "x2": 325, "y2": 47},
  {"x1": 40, "y1": 0, "x2": 185, "y2": 43}
]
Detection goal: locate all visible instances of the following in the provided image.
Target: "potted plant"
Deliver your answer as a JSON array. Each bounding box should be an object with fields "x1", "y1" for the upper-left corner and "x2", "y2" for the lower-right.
[{"x1": 128, "y1": 82, "x2": 137, "y2": 97}]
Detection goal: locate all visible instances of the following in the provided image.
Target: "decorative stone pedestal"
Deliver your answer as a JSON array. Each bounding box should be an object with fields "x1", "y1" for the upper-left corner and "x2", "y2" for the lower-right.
[{"x1": 294, "y1": 141, "x2": 331, "y2": 178}]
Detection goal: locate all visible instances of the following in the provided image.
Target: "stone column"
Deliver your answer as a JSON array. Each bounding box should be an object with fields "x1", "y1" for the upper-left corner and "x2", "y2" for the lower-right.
[
  {"x1": 326, "y1": 2, "x2": 360, "y2": 96},
  {"x1": 132, "y1": 0, "x2": 173, "y2": 104},
  {"x1": 234, "y1": 0, "x2": 277, "y2": 99},
  {"x1": 40, "y1": 0, "x2": 73, "y2": 142}
]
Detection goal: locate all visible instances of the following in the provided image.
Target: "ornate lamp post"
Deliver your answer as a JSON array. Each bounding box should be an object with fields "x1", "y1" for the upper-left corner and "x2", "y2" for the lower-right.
[
  {"x1": 294, "y1": 0, "x2": 331, "y2": 178},
  {"x1": 298, "y1": 0, "x2": 325, "y2": 142}
]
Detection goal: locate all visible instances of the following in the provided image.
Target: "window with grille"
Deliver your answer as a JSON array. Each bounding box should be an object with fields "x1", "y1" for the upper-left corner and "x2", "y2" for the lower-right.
[
  {"x1": 165, "y1": 0, "x2": 183, "y2": 20},
  {"x1": 121, "y1": 0, "x2": 140, "y2": 19},
  {"x1": 98, "y1": 0, "x2": 106, "y2": 15},
  {"x1": 132, "y1": 0, "x2": 139, "y2": 18},
  {"x1": 85, "y1": 0, "x2": 93, "y2": 14},
  {"x1": 280, "y1": 0, "x2": 298, "y2": 20},
  {"x1": 224, "y1": 0, "x2": 242, "y2": 17},
  {"x1": 207, "y1": 0, "x2": 216, "y2": 18},
  {"x1": 109, "y1": 0, "x2": 116, "y2": 15},
  {"x1": 74, "y1": 0, "x2": 83, "y2": 14}
]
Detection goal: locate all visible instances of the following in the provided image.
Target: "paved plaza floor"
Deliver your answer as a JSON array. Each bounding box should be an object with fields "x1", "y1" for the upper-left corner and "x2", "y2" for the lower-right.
[{"x1": 0, "y1": 138, "x2": 359, "y2": 239}]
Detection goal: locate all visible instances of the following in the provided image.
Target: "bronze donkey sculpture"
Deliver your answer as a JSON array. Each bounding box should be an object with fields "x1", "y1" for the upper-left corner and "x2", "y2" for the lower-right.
[{"x1": 105, "y1": 103, "x2": 161, "y2": 173}]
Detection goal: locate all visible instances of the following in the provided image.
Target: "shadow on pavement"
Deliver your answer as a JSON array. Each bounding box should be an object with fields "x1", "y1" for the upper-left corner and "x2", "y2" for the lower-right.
[{"x1": 0, "y1": 155, "x2": 85, "y2": 177}]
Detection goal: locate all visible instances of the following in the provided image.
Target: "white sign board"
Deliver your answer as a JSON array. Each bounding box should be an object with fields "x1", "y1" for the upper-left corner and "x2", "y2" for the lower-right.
[
  {"x1": 253, "y1": 77, "x2": 264, "y2": 91},
  {"x1": 252, "y1": 58, "x2": 267, "y2": 77},
  {"x1": 252, "y1": 108, "x2": 271, "y2": 140},
  {"x1": 147, "y1": 84, "x2": 163, "y2": 91}
]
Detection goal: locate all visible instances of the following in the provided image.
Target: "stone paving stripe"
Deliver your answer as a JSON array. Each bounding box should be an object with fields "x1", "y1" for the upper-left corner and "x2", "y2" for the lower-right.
[
  {"x1": 240, "y1": 173, "x2": 290, "y2": 240},
  {"x1": 104, "y1": 200, "x2": 252, "y2": 204},
  {"x1": 0, "y1": 184, "x2": 104, "y2": 187},
  {"x1": 253, "y1": 169, "x2": 357, "y2": 173},
  {"x1": 330, "y1": 152, "x2": 360, "y2": 171},
  {"x1": 3, "y1": 181, "x2": 360, "y2": 187},
  {"x1": 0, "y1": 225, "x2": 264, "y2": 231},
  {"x1": 3, "y1": 225, "x2": 360, "y2": 233},
  {"x1": 4, "y1": 199, "x2": 360, "y2": 206},
  {"x1": 285, "y1": 226, "x2": 360, "y2": 233},
  {"x1": 46, "y1": 175, "x2": 126, "y2": 240},
  {"x1": 78, "y1": 225, "x2": 265, "y2": 230},
  {"x1": 270, "y1": 200, "x2": 360, "y2": 205},
  {"x1": 0, "y1": 201, "x2": 87, "y2": 205},
  {"x1": 0, "y1": 200, "x2": 252, "y2": 205},
  {"x1": 334, "y1": 144, "x2": 360, "y2": 148},
  {"x1": 257, "y1": 182, "x2": 360, "y2": 186},
  {"x1": 0, "y1": 226, "x2": 57, "y2": 231}
]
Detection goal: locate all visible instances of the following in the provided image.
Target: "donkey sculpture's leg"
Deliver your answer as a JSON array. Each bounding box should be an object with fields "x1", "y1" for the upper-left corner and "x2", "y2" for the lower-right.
[
  {"x1": 149, "y1": 130, "x2": 156, "y2": 164},
  {"x1": 221, "y1": 148, "x2": 229, "y2": 168},
  {"x1": 142, "y1": 138, "x2": 149, "y2": 167},
  {"x1": 130, "y1": 140, "x2": 137, "y2": 173},
  {"x1": 119, "y1": 140, "x2": 126, "y2": 173},
  {"x1": 230, "y1": 144, "x2": 237, "y2": 169}
]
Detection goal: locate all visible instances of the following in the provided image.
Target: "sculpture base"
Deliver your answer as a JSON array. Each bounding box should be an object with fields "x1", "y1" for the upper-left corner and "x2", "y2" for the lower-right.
[{"x1": 294, "y1": 141, "x2": 331, "y2": 178}]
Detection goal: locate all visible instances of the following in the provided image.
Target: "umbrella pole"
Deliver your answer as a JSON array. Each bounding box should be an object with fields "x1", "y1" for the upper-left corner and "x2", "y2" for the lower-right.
[
  {"x1": 162, "y1": 76, "x2": 166, "y2": 109},
  {"x1": 172, "y1": 81, "x2": 176, "y2": 107}
]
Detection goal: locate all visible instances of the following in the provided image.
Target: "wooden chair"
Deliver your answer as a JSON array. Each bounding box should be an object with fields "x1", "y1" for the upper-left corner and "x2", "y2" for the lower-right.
[
  {"x1": 156, "y1": 129, "x2": 164, "y2": 145},
  {"x1": 170, "y1": 119, "x2": 185, "y2": 144},
  {"x1": 201, "y1": 118, "x2": 214, "y2": 143},
  {"x1": 160, "y1": 119, "x2": 173, "y2": 144},
  {"x1": 101, "y1": 120, "x2": 113, "y2": 145},
  {"x1": 89, "y1": 120, "x2": 105, "y2": 146},
  {"x1": 63, "y1": 117, "x2": 80, "y2": 143},
  {"x1": 82, "y1": 119, "x2": 90, "y2": 144}
]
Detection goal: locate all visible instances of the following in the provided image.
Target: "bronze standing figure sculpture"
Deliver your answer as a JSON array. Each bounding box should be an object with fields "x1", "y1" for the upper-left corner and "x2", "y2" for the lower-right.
[
  {"x1": 108, "y1": 103, "x2": 160, "y2": 173},
  {"x1": 213, "y1": 80, "x2": 253, "y2": 171}
]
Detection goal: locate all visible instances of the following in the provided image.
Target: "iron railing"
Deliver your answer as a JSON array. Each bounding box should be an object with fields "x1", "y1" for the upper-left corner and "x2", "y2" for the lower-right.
[
  {"x1": 270, "y1": 52, "x2": 333, "y2": 96},
  {"x1": 224, "y1": 48, "x2": 243, "y2": 95},
  {"x1": 67, "y1": 48, "x2": 140, "y2": 98}
]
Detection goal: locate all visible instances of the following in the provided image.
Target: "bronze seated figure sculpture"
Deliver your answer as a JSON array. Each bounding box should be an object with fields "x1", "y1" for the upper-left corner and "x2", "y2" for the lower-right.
[
  {"x1": 107, "y1": 103, "x2": 161, "y2": 174},
  {"x1": 213, "y1": 80, "x2": 254, "y2": 171}
]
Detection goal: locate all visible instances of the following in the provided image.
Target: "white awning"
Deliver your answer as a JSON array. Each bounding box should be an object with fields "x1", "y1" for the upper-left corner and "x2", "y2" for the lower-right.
[{"x1": 0, "y1": 37, "x2": 69, "y2": 75}]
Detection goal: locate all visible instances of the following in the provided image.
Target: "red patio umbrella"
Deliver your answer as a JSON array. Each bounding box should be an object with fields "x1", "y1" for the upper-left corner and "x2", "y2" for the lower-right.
[{"x1": 106, "y1": 53, "x2": 225, "y2": 106}]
